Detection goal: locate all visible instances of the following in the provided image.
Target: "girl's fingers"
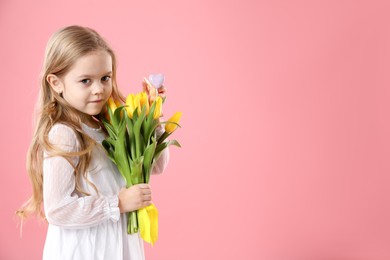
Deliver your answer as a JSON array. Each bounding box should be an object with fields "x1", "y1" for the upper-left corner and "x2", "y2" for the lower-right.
[
  {"x1": 143, "y1": 194, "x2": 152, "y2": 201},
  {"x1": 158, "y1": 86, "x2": 167, "y2": 94},
  {"x1": 142, "y1": 189, "x2": 151, "y2": 195},
  {"x1": 143, "y1": 201, "x2": 152, "y2": 207},
  {"x1": 138, "y1": 183, "x2": 151, "y2": 189}
]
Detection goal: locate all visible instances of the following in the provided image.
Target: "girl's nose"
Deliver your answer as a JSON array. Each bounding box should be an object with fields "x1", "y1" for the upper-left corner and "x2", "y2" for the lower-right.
[{"x1": 92, "y1": 82, "x2": 104, "y2": 94}]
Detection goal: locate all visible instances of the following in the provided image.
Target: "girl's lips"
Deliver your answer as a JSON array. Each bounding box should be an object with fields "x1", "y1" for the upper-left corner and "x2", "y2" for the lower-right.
[{"x1": 90, "y1": 99, "x2": 103, "y2": 103}]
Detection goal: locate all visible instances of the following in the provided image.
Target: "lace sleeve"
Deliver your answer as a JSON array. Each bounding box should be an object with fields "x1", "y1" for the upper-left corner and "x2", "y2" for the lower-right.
[{"x1": 43, "y1": 123, "x2": 120, "y2": 229}]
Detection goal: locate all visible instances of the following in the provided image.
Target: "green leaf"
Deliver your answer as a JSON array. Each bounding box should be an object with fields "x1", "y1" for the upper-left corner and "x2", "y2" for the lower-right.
[
  {"x1": 141, "y1": 107, "x2": 149, "y2": 145},
  {"x1": 102, "y1": 140, "x2": 117, "y2": 165},
  {"x1": 105, "y1": 137, "x2": 116, "y2": 148},
  {"x1": 132, "y1": 107, "x2": 139, "y2": 121},
  {"x1": 139, "y1": 131, "x2": 145, "y2": 155},
  {"x1": 102, "y1": 120, "x2": 117, "y2": 140},
  {"x1": 102, "y1": 139, "x2": 111, "y2": 151},
  {"x1": 124, "y1": 112, "x2": 136, "y2": 160},
  {"x1": 114, "y1": 119, "x2": 132, "y2": 186},
  {"x1": 143, "y1": 136, "x2": 157, "y2": 183},
  {"x1": 167, "y1": 139, "x2": 181, "y2": 148},
  {"x1": 114, "y1": 105, "x2": 127, "y2": 127},
  {"x1": 131, "y1": 156, "x2": 144, "y2": 184},
  {"x1": 159, "y1": 120, "x2": 182, "y2": 129},
  {"x1": 107, "y1": 103, "x2": 115, "y2": 126},
  {"x1": 145, "y1": 120, "x2": 160, "y2": 145},
  {"x1": 151, "y1": 139, "x2": 181, "y2": 174},
  {"x1": 133, "y1": 105, "x2": 147, "y2": 158},
  {"x1": 156, "y1": 121, "x2": 181, "y2": 144},
  {"x1": 127, "y1": 153, "x2": 132, "y2": 173},
  {"x1": 146, "y1": 101, "x2": 157, "y2": 125},
  {"x1": 155, "y1": 139, "x2": 181, "y2": 156},
  {"x1": 157, "y1": 131, "x2": 170, "y2": 145}
]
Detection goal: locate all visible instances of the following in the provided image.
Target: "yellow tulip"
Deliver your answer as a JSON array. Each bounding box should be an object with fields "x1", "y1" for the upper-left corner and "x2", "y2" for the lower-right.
[
  {"x1": 138, "y1": 203, "x2": 159, "y2": 246},
  {"x1": 107, "y1": 97, "x2": 118, "y2": 113},
  {"x1": 165, "y1": 112, "x2": 182, "y2": 133},
  {"x1": 153, "y1": 96, "x2": 162, "y2": 119},
  {"x1": 139, "y1": 91, "x2": 150, "y2": 115},
  {"x1": 106, "y1": 97, "x2": 118, "y2": 121},
  {"x1": 126, "y1": 94, "x2": 136, "y2": 118},
  {"x1": 134, "y1": 93, "x2": 142, "y2": 115}
]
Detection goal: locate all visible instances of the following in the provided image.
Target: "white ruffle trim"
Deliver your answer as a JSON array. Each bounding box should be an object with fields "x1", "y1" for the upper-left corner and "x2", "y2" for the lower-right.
[{"x1": 105, "y1": 196, "x2": 120, "y2": 222}]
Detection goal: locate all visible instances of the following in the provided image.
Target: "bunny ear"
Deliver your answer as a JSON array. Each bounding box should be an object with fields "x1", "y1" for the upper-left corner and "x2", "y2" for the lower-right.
[
  {"x1": 142, "y1": 77, "x2": 150, "y2": 92},
  {"x1": 143, "y1": 77, "x2": 156, "y2": 94},
  {"x1": 142, "y1": 77, "x2": 158, "y2": 103},
  {"x1": 143, "y1": 77, "x2": 149, "y2": 85}
]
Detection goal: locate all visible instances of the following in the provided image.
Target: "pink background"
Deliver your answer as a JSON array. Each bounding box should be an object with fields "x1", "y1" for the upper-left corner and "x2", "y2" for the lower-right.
[{"x1": 1, "y1": 0, "x2": 390, "y2": 259}]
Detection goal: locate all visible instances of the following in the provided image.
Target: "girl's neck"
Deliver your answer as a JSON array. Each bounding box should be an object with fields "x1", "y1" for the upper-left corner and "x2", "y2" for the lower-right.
[{"x1": 79, "y1": 114, "x2": 100, "y2": 129}]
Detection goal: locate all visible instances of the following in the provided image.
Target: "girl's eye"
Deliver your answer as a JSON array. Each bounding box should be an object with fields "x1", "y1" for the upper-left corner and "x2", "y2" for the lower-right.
[
  {"x1": 102, "y1": 76, "x2": 111, "y2": 81},
  {"x1": 81, "y1": 79, "x2": 90, "y2": 84}
]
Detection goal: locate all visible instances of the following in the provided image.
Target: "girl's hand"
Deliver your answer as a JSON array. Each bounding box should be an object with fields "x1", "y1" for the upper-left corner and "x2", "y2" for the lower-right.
[
  {"x1": 142, "y1": 78, "x2": 167, "y2": 104},
  {"x1": 156, "y1": 85, "x2": 167, "y2": 118},
  {"x1": 118, "y1": 184, "x2": 152, "y2": 213},
  {"x1": 156, "y1": 85, "x2": 167, "y2": 100}
]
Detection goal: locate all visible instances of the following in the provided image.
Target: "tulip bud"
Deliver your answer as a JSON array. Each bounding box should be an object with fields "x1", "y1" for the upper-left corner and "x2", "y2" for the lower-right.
[
  {"x1": 105, "y1": 97, "x2": 118, "y2": 121},
  {"x1": 153, "y1": 96, "x2": 162, "y2": 119},
  {"x1": 107, "y1": 97, "x2": 117, "y2": 112},
  {"x1": 134, "y1": 93, "x2": 142, "y2": 115},
  {"x1": 126, "y1": 94, "x2": 136, "y2": 118},
  {"x1": 165, "y1": 112, "x2": 182, "y2": 133},
  {"x1": 139, "y1": 91, "x2": 150, "y2": 115}
]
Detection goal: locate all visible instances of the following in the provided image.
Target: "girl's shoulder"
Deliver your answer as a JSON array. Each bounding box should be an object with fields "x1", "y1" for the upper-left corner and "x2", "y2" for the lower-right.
[
  {"x1": 48, "y1": 123, "x2": 80, "y2": 151},
  {"x1": 49, "y1": 122, "x2": 77, "y2": 137}
]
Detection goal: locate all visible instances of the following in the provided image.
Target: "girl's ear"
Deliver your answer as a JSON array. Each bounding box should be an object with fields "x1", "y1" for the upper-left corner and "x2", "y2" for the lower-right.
[{"x1": 46, "y1": 74, "x2": 64, "y2": 94}]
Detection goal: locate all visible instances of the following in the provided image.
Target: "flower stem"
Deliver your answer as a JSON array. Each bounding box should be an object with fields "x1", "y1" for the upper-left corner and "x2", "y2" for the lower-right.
[{"x1": 128, "y1": 211, "x2": 139, "y2": 234}]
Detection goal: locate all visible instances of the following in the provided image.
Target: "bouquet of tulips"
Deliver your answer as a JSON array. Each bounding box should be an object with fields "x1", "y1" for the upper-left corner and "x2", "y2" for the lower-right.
[{"x1": 100, "y1": 78, "x2": 182, "y2": 246}]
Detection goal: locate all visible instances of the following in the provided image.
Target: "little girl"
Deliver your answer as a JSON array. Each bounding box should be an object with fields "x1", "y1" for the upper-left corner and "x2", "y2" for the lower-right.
[{"x1": 17, "y1": 25, "x2": 170, "y2": 260}]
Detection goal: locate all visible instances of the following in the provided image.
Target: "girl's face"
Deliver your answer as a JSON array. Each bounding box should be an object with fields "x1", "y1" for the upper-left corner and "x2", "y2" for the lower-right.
[{"x1": 50, "y1": 50, "x2": 113, "y2": 123}]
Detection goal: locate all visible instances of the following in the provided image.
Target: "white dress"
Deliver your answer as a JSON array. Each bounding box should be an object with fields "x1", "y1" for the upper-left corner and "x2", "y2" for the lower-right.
[{"x1": 42, "y1": 122, "x2": 169, "y2": 260}]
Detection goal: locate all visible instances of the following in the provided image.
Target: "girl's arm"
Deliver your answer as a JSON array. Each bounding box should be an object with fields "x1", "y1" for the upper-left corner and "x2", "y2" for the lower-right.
[
  {"x1": 151, "y1": 124, "x2": 170, "y2": 175},
  {"x1": 43, "y1": 123, "x2": 120, "y2": 229}
]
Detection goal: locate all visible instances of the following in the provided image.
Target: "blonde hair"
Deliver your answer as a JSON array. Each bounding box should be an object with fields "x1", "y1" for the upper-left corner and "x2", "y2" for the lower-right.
[{"x1": 16, "y1": 25, "x2": 125, "y2": 222}]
